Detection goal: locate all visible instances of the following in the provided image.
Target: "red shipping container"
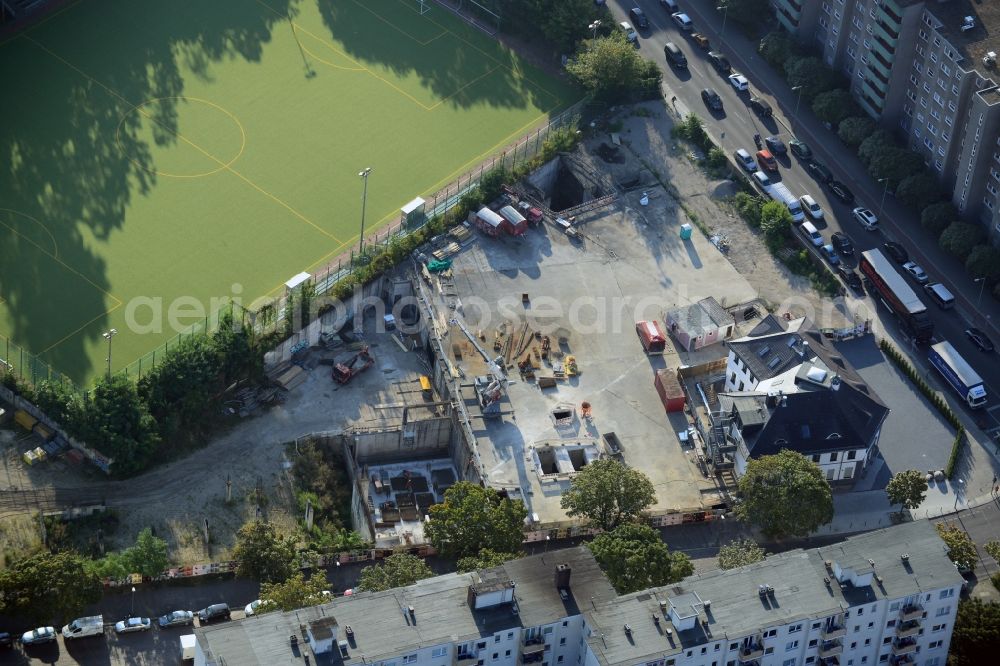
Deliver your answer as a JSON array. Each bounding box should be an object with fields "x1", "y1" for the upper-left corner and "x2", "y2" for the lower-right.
[
  {"x1": 636, "y1": 320, "x2": 667, "y2": 354},
  {"x1": 654, "y1": 368, "x2": 686, "y2": 412}
]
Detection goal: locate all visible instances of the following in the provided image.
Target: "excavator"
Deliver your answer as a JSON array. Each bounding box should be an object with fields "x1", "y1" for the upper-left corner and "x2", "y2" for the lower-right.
[{"x1": 332, "y1": 346, "x2": 374, "y2": 385}]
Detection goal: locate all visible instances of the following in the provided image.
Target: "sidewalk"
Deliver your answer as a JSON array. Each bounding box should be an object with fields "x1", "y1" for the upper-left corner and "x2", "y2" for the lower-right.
[{"x1": 680, "y1": 4, "x2": 1000, "y2": 337}]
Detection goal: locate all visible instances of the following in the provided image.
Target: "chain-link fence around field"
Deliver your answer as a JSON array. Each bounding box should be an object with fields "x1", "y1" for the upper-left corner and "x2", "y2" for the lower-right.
[{"x1": 0, "y1": 333, "x2": 77, "y2": 388}]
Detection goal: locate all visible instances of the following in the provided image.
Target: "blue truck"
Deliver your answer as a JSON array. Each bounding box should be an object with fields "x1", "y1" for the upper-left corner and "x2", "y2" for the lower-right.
[{"x1": 928, "y1": 341, "x2": 987, "y2": 409}]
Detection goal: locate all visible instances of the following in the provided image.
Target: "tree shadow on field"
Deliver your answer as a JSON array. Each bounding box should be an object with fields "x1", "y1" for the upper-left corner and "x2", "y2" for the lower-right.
[
  {"x1": 0, "y1": 0, "x2": 292, "y2": 383},
  {"x1": 315, "y1": 0, "x2": 558, "y2": 112}
]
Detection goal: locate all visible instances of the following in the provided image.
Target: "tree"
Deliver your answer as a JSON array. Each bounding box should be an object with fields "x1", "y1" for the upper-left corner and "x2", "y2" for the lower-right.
[
  {"x1": 260, "y1": 570, "x2": 328, "y2": 612},
  {"x1": 717, "y1": 538, "x2": 767, "y2": 570},
  {"x1": 885, "y1": 470, "x2": 928, "y2": 518},
  {"x1": 719, "y1": 0, "x2": 771, "y2": 32},
  {"x1": 78, "y1": 375, "x2": 160, "y2": 476},
  {"x1": 895, "y1": 172, "x2": 944, "y2": 211},
  {"x1": 837, "y1": 116, "x2": 876, "y2": 148},
  {"x1": 965, "y1": 245, "x2": 1000, "y2": 285},
  {"x1": 939, "y1": 222, "x2": 985, "y2": 260},
  {"x1": 456, "y1": 549, "x2": 520, "y2": 574},
  {"x1": 857, "y1": 130, "x2": 894, "y2": 169},
  {"x1": 784, "y1": 57, "x2": 840, "y2": 98},
  {"x1": 984, "y1": 540, "x2": 1000, "y2": 564},
  {"x1": 735, "y1": 450, "x2": 833, "y2": 538},
  {"x1": 732, "y1": 192, "x2": 764, "y2": 229},
  {"x1": 426, "y1": 482, "x2": 527, "y2": 558},
  {"x1": 760, "y1": 200, "x2": 793, "y2": 251},
  {"x1": 565, "y1": 34, "x2": 662, "y2": 102},
  {"x1": 122, "y1": 527, "x2": 170, "y2": 578},
  {"x1": 921, "y1": 201, "x2": 958, "y2": 236},
  {"x1": 867, "y1": 148, "x2": 924, "y2": 189},
  {"x1": 935, "y1": 523, "x2": 977, "y2": 570},
  {"x1": 560, "y1": 458, "x2": 655, "y2": 531},
  {"x1": 758, "y1": 31, "x2": 797, "y2": 67},
  {"x1": 811, "y1": 89, "x2": 858, "y2": 126},
  {"x1": 356, "y1": 553, "x2": 433, "y2": 592},
  {"x1": 950, "y1": 598, "x2": 1000, "y2": 665},
  {"x1": 234, "y1": 520, "x2": 296, "y2": 583},
  {"x1": 0, "y1": 551, "x2": 101, "y2": 625},
  {"x1": 587, "y1": 523, "x2": 693, "y2": 594}
]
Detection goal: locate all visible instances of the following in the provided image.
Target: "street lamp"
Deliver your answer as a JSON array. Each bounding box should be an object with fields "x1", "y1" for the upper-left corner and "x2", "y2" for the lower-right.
[
  {"x1": 877, "y1": 177, "x2": 890, "y2": 219},
  {"x1": 588, "y1": 20, "x2": 601, "y2": 39},
  {"x1": 544, "y1": 535, "x2": 551, "y2": 553},
  {"x1": 717, "y1": 4, "x2": 728, "y2": 37},
  {"x1": 954, "y1": 479, "x2": 964, "y2": 511},
  {"x1": 357, "y1": 167, "x2": 373, "y2": 260},
  {"x1": 102, "y1": 328, "x2": 118, "y2": 380},
  {"x1": 130, "y1": 586, "x2": 136, "y2": 618},
  {"x1": 975, "y1": 277, "x2": 987, "y2": 310},
  {"x1": 791, "y1": 85, "x2": 804, "y2": 117}
]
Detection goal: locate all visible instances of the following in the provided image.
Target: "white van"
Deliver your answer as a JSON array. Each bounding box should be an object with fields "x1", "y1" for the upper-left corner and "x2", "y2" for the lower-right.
[
  {"x1": 924, "y1": 282, "x2": 955, "y2": 309},
  {"x1": 799, "y1": 221, "x2": 823, "y2": 247},
  {"x1": 62, "y1": 615, "x2": 104, "y2": 640}
]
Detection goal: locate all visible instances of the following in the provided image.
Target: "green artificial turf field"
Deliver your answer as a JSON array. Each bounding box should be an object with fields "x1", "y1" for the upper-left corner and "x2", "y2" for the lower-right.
[{"x1": 0, "y1": 0, "x2": 577, "y2": 384}]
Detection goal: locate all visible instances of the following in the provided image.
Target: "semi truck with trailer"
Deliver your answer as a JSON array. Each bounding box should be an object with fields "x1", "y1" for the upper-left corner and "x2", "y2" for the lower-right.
[
  {"x1": 928, "y1": 341, "x2": 987, "y2": 409},
  {"x1": 859, "y1": 249, "x2": 934, "y2": 343}
]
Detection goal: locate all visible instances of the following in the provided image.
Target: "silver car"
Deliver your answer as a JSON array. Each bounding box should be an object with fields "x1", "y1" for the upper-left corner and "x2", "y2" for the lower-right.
[
  {"x1": 21, "y1": 627, "x2": 56, "y2": 645},
  {"x1": 158, "y1": 610, "x2": 194, "y2": 628},
  {"x1": 114, "y1": 617, "x2": 152, "y2": 634}
]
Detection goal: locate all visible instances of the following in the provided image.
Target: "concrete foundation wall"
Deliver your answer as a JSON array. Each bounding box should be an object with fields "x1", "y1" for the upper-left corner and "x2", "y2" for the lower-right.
[
  {"x1": 352, "y1": 417, "x2": 452, "y2": 465},
  {"x1": 526, "y1": 156, "x2": 560, "y2": 195}
]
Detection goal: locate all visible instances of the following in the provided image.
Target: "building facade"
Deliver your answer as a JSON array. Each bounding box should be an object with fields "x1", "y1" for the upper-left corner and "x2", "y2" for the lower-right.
[
  {"x1": 772, "y1": 0, "x2": 1000, "y2": 240},
  {"x1": 192, "y1": 522, "x2": 963, "y2": 666}
]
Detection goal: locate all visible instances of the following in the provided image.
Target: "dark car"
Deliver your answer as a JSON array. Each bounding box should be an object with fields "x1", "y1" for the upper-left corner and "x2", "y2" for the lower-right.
[
  {"x1": 701, "y1": 88, "x2": 723, "y2": 111},
  {"x1": 764, "y1": 136, "x2": 786, "y2": 155},
  {"x1": 197, "y1": 604, "x2": 231, "y2": 624},
  {"x1": 837, "y1": 267, "x2": 863, "y2": 292},
  {"x1": 806, "y1": 160, "x2": 833, "y2": 184},
  {"x1": 659, "y1": 0, "x2": 679, "y2": 11},
  {"x1": 749, "y1": 96, "x2": 772, "y2": 117},
  {"x1": 883, "y1": 241, "x2": 908, "y2": 264},
  {"x1": 789, "y1": 138, "x2": 812, "y2": 160},
  {"x1": 708, "y1": 51, "x2": 731, "y2": 74},
  {"x1": 629, "y1": 7, "x2": 650, "y2": 30},
  {"x1": 0, "y1": 633, "x2": 11, "y2": 649},
  {"x1": 966, "y1": 327, "x2": 995, "y2": 352},
  {"x1": 828, "y1": 180, "x2": 856, "y2": 204},
  {"x1": 831, "y1": 232, "x2": 854, "y2": 255}
]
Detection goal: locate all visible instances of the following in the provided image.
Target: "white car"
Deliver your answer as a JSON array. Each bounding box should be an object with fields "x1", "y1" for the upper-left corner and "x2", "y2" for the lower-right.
[
  {"x1": 852, "y1": 206, "x2": 879, "y2": 230},
  {"x1": 114, "y1": 617, "x2": 152, "y2": 634},
  {"x1": 751, "y1": 170, "x2": 771, "y2": 189},
  {"x1": 902, "y1": 261, "x2": 929, "y2": 284},
  {"x1": 728, "y1": 72, "x2": 749, "y2": 92},
  {"x1": 618, "y1": 21, "x2": 637, "y2": 43},
  {"x1": 21, "y1": 627, "x2": 56, "y2": 645},
  {"x1": 671, "y1": 12, "x2": 693, "y2": 31},
  {"x1": 799, "y1": 195, "x2": 824, "y2": 220},
  {"x1": 734, "y1": 148, "x2": 756, "y2": 172}
]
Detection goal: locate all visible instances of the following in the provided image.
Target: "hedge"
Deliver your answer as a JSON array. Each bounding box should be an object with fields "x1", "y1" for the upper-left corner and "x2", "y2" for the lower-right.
[{"x1": 945, "y1": 427, "x2": 966, "y2": 480}]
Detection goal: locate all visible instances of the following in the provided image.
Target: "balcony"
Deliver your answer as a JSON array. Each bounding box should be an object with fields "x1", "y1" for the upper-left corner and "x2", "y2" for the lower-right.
[
  {"x1": 900, "y1": 605, "x2": 923, "y2": 622},
  {"x1": 874, "y1": 20, "x2": 899, "y2": 45},
  {"x1": 738, "y1": 644, "x2": 764, "y2": 661},
  {"x1": 880, "y1": 1, "x2": 904, "y2": 24},
  {"x1": 868, "y1": 62, "x2": 891, "y2": 86},
  {"x1": 818, "y1": 640, "x2": 844, "y2": 658},
  {"x1": 871, "y1": 49, "x2": 893, "y2": 75},
  {"x1": 890, "y1": 654, "x2": 915, "y2": 665},
  {"x1": 892, "y1": 638, "x2": 918, "y2": 656},
  {"x1": 821, "y1": 624, "x2": 846, "y2": 639},
  {"x1": 819, "y1": 657, "x2": 841, "y2": 666},
  {"x1": 456, "y1": 656, "x2": 478, "y2": 666},
  {"x1": 896, "y1": 620, "x2": 920, "y2": 638},
  {"x1": 864, "y1": 78, "x2": 888, "y2": 100}
]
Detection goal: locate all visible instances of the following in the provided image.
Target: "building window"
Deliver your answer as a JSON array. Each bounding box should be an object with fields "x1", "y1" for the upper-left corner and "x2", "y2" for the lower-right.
[
  {"x1": 492, "y1": 654, "x2": 498, "y2": 661},
  {"x1": 790, "y1": 624, "x2": 802, "y2": 634},
  {"x1": 783, "y1": 660, "x2": 796, "y2": 666},
  {"x1": 934, "y1": 160, "x2": 943, "y2": 171},
  {"x1": 786, "y1": 640, "x2": 799, "y2": 651},
  {"x1": 506, "y1": 651, "x2": 512, "y2": 657},
  {"x1": 830, "y1": 452, "x2": 838, "y2": 462},
  {"x1": 495, "y1": 637, "x2": 501, "y2": 643},
  {"x1": 405, "y1": 656, "x2": 419, "y2": 664},
  {"x1": 928, "y1": 640, "x2": 943, "y2": 649},
  {"x1": 848, "y1": 450, "x2": 857, "y2": 460},
  {"x1": 940, "y1": 588, "x2": 955, "y2": 599},
  {"x1": 433, "y1": 649, "x2": 448, "y2": 658},
  {"x1": 812, "y1": 454, "x2": 821, "y2": 463},
  {"x1": 557, "y1": 658, "x2": 564, "y2": 664},
  {"x1": 764, "y1": 647, "x2": 774, "y2": 655},
  {"x1": 560, "y1": 638, "x2": 566, "y2": 646},
  {"x1": 936, "y1": 606, "x2": 951, "y2": 617}
]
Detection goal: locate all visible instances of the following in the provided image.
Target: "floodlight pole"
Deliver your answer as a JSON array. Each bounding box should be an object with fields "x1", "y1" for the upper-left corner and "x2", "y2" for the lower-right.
[
  {"x1": 102, "y1": 328, "x2": 118, "y2": 380},
  {"x1": 878, "y1": 177, "x2": 890, "y2": 218},
  {"x1": 792, "y1": 86, "x2": 803, "y2": 118},
  {"x1": 589, "y1": 20, "x2": 601, "y2": 40},
  {"x1": 358, "y1": 167, "x2": 373, "y2": 259},
  {"x1": 717, "y1": 5, "x2": 728, "y2": 37},
  {"x1": 975, "y1": 277, "x2": 986, "y2": 309}
]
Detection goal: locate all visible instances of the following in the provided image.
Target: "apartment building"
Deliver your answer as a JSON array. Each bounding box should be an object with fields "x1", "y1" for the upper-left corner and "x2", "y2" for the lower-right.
[
  {"x1": 191, "y1": 521, "x2": 963, "y2": 666},
  {"x1": 772, "y1": 0, "x2": 1000, "y2": 240}
]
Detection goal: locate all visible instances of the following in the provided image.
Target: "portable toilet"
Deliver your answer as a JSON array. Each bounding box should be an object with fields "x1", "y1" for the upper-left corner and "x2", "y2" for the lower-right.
[{"x1": 679, "y1": 224, "x2": 693, "y2": 240}]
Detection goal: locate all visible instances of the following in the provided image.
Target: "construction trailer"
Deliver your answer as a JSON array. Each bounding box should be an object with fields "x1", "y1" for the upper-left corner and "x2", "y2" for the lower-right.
[
  {"x1": 473, "y1": 207, "x2": 504, "y2": 237},
  {"x1": 654, "y1": 368, "x2": 686, "y2": 412},
  {"x1": 497, "y1": 205, "x2": 528, "y2": 236}
]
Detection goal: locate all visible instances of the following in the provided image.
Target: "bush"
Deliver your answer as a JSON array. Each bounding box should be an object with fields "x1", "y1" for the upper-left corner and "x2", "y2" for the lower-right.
[
  {"x1": 946, "y1": 427, "x2": 966, "y2": 480},
  {"x1": 867, "y1": 147, "x2": 925, "y2": 189},
  {"x1": 895, "y1": 172, "x2": 944, "y2": 211},
  {"x1": 921, "y1": 202, "x2": 958, "y2": 237},
  {"x1": 785, "y1": 57, "x2": 840, "y2": 99},
  {"x1": 732, "y1": 192, "x2": 764, "y2": 228},
  {"x1": 705, "y1": 146, "x2": 729, "y2": 175},
  {"x1": 939, "y1": 222, "x2": 985, "y2": 260},
  {"x1": 857, "y1": 130, "x2": 894, "y2": 169},
  {"x1": 758, "y1": 31, "x2": 799, "y2": 67},
  {"x1": 760, "y1": 200, "x2": 792, "y2": 251},
  {"x1": 811, "y1": 89, "x2": 859, "y2": 126},
  {"x1": 966, "y1": 245, "x2": 1000, "y2": 285},
  {"x1": 837, "y1": 116, "x2": 877, "y2": 147}
]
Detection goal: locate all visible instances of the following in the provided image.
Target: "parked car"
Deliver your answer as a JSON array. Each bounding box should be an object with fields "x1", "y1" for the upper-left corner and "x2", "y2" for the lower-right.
[
  {"x1": 764, "y1": 136, "x2": 786, "y2": 155},
  {"x1": 831, "y1": 231, "x2": 854, "y2": 255},
  {"x1": 751, "y1": 170, "x2": 771, "y2": 189},
  {"x1": 820, "y1": 244, "x2": 841, "y2": 266},
  {"x1": 628, "y1": 7, "x2": 649, "y2": 30},
  {"x1": 244, "y1": 599, "x2": 276, "y2": 616},
  {"x1": 734, "y1": 148, "x2": 756, "y2": 172},
  {"x1": 701, "y1": 88, "x2": 723, "y2": 111},
  {"x1": 115, "y1": 617, "x2": 152, "y2": 634},
  {"x1": 852, "y1": 206, "x2": 879, "y2": 230},
  {"x1": 198, "y1": 604, "x2": 231, "y2": 624},
  {"x1": 902, "y1": 261, "x2": 929, "y2": 284},
  {"x1": 789, "y1": 138, "x2": 812, "y2": 160},
  {"x1": 707, "y1": 51, "x2": 731, "y2": 74},
  {"x1": 618, "y1": 21, "x2": 637, "y2": 43},
  {"x1": 158, "y1": 610, "x2": 195, "y2": 628},
  {"x1": 0, "y1": 633, "x2": 12, "y2": 649},
  {"x1": 806, "y1": 160, "x2": 833, "y2": 184},
  {"x1": 756, "y1": 149, "x2": 777, "y2": 172},
  {"x1": 692, "y1": 33, "x2": 710, "y2": 48},
  {"x1": 837, "y1": 267, "x2": 863, "y2": 292},
  {"x1": 828, "y1": 180, "x2": 855, "y2": 204},
  {"x1": 21, "y1": 627, "x2": 56, "y2": 645},
  {"x1": 672, "y1": 12, "x2": 693, "y2": 31},
  {"x1": 965, "y1": 327, "x2": 996, "y2": 352},
  {"x1": 659, "y1": 0, "x2": 679, "y2": 11},
  {"x1": 728, "y1": 72, "x2": 749, "y2": 91},
  {"x1": 799, "y1": 195, "x2": 824, "y2": 221},
  {"x1": 749, "y1": 96, "x2": 772, "y2": 117},
  {"x1": 883, "y1": 241, "x2": 909, "y2": 264}
]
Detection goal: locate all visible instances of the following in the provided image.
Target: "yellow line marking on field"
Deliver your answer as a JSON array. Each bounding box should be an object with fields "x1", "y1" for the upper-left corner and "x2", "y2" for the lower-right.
[
  {"x1": 38, "y1": 302, "x2": 122, "y2": 355},
  {"x1": 290, "y1": 22, "x2": 365, "y2": 72},
  {"x1": 23, "y1": 35, "x2": 344, "y2": 245},
  {"x1": 349, "y1": 0, "x2": 448, "y2": 46},
  {"x1": 0, "y1": 208, "x2": 60, "y2": 258},
  {"x1": 0, "y1": 0, "x2": 84, "y2": 48}
]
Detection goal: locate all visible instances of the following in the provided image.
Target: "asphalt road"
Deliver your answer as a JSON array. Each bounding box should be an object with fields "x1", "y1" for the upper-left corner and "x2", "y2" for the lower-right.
[{"x1": 609, "y1": 0, "x2": 1000, "y2": 434}]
